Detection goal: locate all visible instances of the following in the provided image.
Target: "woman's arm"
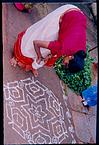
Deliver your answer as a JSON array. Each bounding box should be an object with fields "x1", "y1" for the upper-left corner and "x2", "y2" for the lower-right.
[{"x1": 33, "y1": 40, "x2": 50, "y2": 63}]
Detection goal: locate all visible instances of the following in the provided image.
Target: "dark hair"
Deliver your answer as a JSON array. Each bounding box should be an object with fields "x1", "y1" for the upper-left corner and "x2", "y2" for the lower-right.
[
  {"x1": 67, "y1": 50, "x2": 86, "y2": 73},
  {"x1": 74, "y1": 50, "x2": 86, "y2": 59}
]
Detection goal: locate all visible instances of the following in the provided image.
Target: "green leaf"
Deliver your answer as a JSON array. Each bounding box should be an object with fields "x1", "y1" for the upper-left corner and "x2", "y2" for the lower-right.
[{"x1": 54, "y1": 45, "x2": 92, "y2": 94}]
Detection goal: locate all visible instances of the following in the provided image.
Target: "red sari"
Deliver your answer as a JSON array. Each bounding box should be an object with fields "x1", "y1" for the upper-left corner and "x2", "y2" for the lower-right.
[{"x1": 14, "y1": 31, "x2": 58, "y2": 70}]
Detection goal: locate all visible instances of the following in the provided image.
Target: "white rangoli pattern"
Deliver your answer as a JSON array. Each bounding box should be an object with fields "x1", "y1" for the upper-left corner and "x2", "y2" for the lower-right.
[{"x1": 4, "y1": 77, "x2": 77, "y2": 144}]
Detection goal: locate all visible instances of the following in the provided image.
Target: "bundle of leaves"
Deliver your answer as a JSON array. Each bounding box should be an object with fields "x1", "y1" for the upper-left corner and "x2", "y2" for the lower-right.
[{"x1": 54, "y1": 46, "x2": 94, "y2": 94}]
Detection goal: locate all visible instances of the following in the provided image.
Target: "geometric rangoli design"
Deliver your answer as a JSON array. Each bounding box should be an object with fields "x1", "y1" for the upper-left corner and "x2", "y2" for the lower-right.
[{"x1": 4, "y1": 77, "x2": 77, "y2": 144}]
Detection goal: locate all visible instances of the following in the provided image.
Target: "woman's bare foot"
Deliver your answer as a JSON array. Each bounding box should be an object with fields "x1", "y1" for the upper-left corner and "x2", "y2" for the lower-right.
[
  {"x1": 10, "y1": 57, "x2": 18, "y2": 67},
  {"x1": 32, "y1": 68, "x2": 38, "y2": 77}
]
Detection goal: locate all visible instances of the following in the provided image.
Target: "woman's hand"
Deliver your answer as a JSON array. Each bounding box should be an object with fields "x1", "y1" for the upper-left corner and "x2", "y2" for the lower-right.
[
  {"x1": 44, "y1": 54, "x2": 52, "y2": 63},
  {"x1": 63, "y1": 55, "x2": 74, "y2": 64},
  {"x1": 33, "y1": 40, "x2": 50, "y2": 63},
  {"x1": 36, "y1": 56, "x2": 42, "y2": 64}
]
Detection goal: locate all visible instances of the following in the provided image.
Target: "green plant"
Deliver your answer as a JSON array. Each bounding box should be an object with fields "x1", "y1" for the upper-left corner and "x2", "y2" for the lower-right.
[{"x1": 54, "y1": 46, "x2": 95, "y2": 94}]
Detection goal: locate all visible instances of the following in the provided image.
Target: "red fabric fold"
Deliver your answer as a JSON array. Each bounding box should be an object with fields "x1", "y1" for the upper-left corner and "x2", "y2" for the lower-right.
[{"x1": 14, "y1": 31, "x2": 56, "y2": 68}]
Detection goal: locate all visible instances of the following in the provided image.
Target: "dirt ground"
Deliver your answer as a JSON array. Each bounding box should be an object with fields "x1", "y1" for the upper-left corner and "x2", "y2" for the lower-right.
[{"x1": 3, "y1": 3, "x2": 97, "y2": 144}]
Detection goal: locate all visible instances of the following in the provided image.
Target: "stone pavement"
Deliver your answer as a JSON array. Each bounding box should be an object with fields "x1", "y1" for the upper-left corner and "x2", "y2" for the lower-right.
[{"x1": 2, "y1": 3, "x2": 97, "y2": 144}]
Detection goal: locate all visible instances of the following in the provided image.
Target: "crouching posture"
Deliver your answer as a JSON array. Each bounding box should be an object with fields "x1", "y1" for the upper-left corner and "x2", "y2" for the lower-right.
[{"x1": 10, "y1": 4, "x2": 87, "y2": 76}]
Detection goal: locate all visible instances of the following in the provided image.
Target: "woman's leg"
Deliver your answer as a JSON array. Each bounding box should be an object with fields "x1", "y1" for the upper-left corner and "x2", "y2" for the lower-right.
[
  {"x1": 31, "y1": 68, "x2": 38, "y2": 77},
  {"x1": 10, "y1": 56, "x2": 38, "y2": 77}
]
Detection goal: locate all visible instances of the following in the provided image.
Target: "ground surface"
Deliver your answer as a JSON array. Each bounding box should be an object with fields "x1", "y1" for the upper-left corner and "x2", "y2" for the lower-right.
[{"x1": 3, "y1": 3, "x2": 97, "y2": 144}]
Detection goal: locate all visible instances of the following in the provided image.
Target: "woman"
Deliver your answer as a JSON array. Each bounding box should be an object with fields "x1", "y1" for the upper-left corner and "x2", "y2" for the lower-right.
[{"x1": 10, "y1": 4, "x2": 86, "y2": 76}]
